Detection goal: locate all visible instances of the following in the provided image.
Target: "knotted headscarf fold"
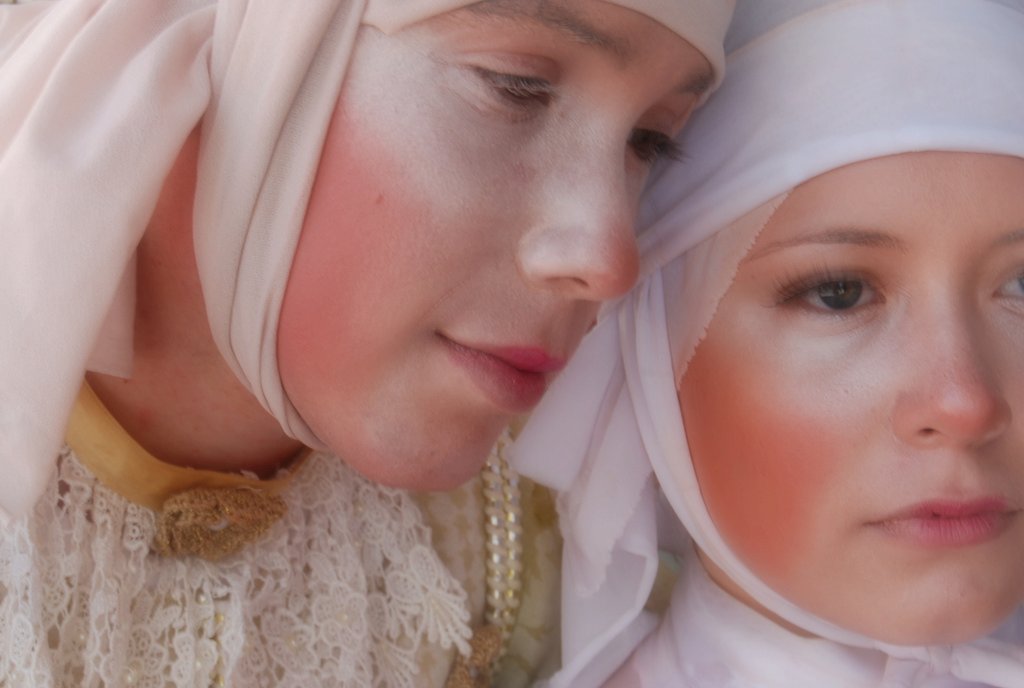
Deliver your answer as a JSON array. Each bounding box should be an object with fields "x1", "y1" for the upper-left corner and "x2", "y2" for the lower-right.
[
  {"x1": 512, "y1": 0, "x2": 1024, "y2": 685},
  {"x1": 0, "y1": 0, "x2": 734, "y2": 521}
]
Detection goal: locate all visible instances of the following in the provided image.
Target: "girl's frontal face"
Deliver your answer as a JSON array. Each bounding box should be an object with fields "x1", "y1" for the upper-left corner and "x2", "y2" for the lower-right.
[
  {"x1": 680, "y1": 151, "x2": 1024, "y2": 645},
  {"x1": 279, "y1": 0, "x2": 711, "y2": 491}
]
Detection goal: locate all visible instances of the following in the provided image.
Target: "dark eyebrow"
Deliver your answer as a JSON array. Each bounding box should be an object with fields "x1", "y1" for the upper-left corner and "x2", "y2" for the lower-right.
[{"x1": 743, "y1": 228, "x2": 908, "y2": 263}]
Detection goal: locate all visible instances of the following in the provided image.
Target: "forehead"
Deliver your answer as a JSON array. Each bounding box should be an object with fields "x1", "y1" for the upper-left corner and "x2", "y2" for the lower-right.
[{"x1": 744, "y1": 151, "x2": 1024, "y2": 262}]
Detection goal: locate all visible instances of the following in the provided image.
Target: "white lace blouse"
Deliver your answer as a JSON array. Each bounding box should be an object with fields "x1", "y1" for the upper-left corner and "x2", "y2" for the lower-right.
[{"x1": 0, "y1": 446, "x2": 477, "y2": 688}]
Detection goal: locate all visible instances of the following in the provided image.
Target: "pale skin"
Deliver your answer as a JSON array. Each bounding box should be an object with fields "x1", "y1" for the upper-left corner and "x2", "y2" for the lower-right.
[
  {"x1": 87, "y1": 0, "x2": 712, "y2": 487},
  {"x1": 680, "y1": 152, "x2": 1024, "y2": 646},
  {"x1": 604, "y1": 151, "x2": 1024, "y2": 688}
]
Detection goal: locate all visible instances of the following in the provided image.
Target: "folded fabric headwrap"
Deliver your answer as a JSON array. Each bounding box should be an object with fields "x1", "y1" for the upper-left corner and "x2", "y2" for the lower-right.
[
  {"x1": 0, "y1": 0, "x2": 734, "y2": 522},
  {"x1": 512, "y1": 0, "x2": 1024, "y2": 686}
]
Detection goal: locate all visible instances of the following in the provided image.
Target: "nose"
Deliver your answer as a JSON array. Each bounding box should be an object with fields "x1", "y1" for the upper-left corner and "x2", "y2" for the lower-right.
[
  {"x1": 516, "y1": 157, "x2": 639, "y2": 301},
  {"x1": 891, "y1": 319, "x2": 1011, "y2": 450}
]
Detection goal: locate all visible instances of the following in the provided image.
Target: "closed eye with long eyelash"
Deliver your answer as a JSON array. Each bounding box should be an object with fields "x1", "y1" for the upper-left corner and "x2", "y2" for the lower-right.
[
  {"x1": 473, "y1": 67, "x2": 553, "y2": 108},
  {"x1": 628, "y1": 128, "x2": 683, "y2": 164}
]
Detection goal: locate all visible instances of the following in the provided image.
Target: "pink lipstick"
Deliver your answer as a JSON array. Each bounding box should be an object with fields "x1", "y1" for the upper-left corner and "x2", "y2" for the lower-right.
[
  {"x1": 482, "y1": 346, "x2": 567, "y2": 374},
  {"x1": 874, "y1": 498, "x2": 1016, "y2": 548},
  {"x1": 441, "y1": 337, "x2": 565, "y2": 413}
]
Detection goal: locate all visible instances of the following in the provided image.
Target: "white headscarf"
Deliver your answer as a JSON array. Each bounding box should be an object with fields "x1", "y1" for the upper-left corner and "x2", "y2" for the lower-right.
[
  {"x1": 0, "y1": 0, "x2": 734, "y2": 522},
  {"x1": 512, "y1": 0, "x2": 1024, "y2": 686}
]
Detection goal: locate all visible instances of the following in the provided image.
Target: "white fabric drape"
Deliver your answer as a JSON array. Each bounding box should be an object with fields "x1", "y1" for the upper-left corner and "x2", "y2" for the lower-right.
[
  {"x1": 512, "y1": 0, "x2": 1024, "y2": 686},
  {"x1": 0, "y1": 0, "x2": 733, "y2": 521}
]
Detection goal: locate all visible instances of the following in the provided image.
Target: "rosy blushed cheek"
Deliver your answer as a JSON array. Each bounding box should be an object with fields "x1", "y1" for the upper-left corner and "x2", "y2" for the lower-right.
[
  {"x1": 281, "y1": 119, "x2": 419, "y2": 380},
  {"x1": 681, "y1": 351, "x2": 843, "y2": 584},
  {"x1": 320, "y1": 104, "x2": 446, "y2": 263}
]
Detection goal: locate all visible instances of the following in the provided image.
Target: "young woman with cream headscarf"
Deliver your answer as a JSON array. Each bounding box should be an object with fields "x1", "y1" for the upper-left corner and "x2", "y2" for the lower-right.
[
  {"x1": 513, "y1": 0, "x2": 1024, "y2": 686},
  {"x1": 0, "y1": 1, "x2": 735, "y2": 685}
]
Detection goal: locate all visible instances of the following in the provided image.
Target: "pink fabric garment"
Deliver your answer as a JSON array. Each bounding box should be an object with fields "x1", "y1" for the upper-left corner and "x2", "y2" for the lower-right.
[
  {"x1": 512, "y1": 0, "x2": 1024, "y2": 686},
  {"x1": 0, "y1": 0, "x2": 734, "y2": 522},
  {"x1": 0, "y1": 0, "x2": 219, "y2": 520},
  {"x1": 0, "y1": 0, "x2": 375, "y2": 521}
]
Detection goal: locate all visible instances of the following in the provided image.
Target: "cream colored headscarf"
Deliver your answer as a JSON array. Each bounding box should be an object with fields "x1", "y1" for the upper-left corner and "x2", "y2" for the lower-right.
[
  {"x1": 512, "y1": 0, "x2": 1024, "y2": 686},
  {"x1": 0, "y1": 0, "x2": 733, "y2": 521}
]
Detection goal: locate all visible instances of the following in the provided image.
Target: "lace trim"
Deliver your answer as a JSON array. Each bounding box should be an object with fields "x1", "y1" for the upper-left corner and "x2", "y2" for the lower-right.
[{"x1": 0, "y1": 447, "x2": 472, "y2": 687}]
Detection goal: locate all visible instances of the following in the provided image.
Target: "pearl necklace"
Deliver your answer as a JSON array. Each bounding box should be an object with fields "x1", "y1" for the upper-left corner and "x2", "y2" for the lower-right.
[
  {"x1": 482, "y1": 432, "x2": 524, "y2": 648},
  {"x1": 447, "y1": 432, "x2": 525, "y2": 688}
]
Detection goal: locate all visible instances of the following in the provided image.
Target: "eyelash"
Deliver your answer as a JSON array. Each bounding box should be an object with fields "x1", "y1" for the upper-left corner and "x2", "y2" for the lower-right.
[
  {"x1": 774, "y1": 269, "x2": 877, "y2": 313},
  {"x1": 628, "y1": 129, "x2": 684, "y2": 164},
  {"x1": 475, "y1": 68, "x2": 553, "y2": 108},
  {"x1": 474, "y1": 68, "x2": 682, "y2": 165}
]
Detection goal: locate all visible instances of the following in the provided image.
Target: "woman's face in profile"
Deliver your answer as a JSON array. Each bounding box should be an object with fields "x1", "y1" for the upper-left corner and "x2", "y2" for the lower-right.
[
  {"x1": 679, "y1": 151, "x2": 1024, "y2": 645},
  {"x1": 278, "y1": 0, "x2": 711, "y2": 490}
]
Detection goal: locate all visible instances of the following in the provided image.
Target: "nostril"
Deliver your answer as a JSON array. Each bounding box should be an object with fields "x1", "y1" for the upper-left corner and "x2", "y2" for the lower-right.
[{"x1": 516, "y1": 227, "x2": 638, "y2": 299}]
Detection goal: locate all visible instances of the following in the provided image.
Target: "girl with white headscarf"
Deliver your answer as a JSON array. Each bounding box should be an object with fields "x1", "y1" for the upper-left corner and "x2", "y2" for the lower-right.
[
  {"x1": 512, "y1": 0, "x2": 1024, "y2": 686},
  {"x1": 0, "y1": 0, "x2": 734, "y2": 685}
]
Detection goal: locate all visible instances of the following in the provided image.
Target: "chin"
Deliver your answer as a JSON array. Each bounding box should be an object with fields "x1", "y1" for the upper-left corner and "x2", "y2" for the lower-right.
[
  {"x1": 860, "y1": 596, "x2": 1021, "y2": 647},
  {"x1": 321, "y1": 423, "x2": 503, "y2": 493}
]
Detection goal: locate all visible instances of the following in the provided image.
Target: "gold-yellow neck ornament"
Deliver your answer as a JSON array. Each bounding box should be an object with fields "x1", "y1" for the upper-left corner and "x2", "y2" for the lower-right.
[{"x1": 65, "y1": 383, "x2": 302, "y2": 559}]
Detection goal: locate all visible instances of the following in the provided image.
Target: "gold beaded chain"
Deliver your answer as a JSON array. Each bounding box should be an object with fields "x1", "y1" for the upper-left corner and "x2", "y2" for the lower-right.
[
  {"x1": 482, "y1": 433, "x2": 524, "y2": 649},
  {"x1": 446, "y1": 433, "x2": 525, "y2": 688}
]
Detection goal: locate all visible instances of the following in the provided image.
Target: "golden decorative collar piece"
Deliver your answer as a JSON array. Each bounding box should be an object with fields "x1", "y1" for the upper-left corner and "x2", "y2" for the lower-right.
[{"x1": 66, "y1": 383, "x2": 302, "y2": 559}]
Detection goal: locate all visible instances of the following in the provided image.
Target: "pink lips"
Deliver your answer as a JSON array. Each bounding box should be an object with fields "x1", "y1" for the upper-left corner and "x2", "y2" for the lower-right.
[
  {"x1": 484, "y1": 346, "x2": 567, "y2": 374},
  {"x1": 442, "y1": 337, "x2": 566, "y2": 413},
  {"x1": 874, "y1": 498, "x2": 1016, "y2": 547}
]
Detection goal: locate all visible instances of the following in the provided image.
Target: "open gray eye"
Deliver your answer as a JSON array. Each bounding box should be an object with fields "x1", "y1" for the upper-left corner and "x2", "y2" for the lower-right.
[{"x1": 816, "y1": 280, "x2": 863, "y2": 310}]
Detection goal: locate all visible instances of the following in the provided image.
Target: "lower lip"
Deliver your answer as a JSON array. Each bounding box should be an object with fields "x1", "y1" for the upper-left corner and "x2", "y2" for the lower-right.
[
  {"x1": 875, "y1": 511, "x2": 1015, "y2": 548},
  {"x1": 442, "y1": 338, "x2": 548, "y2": 413}
]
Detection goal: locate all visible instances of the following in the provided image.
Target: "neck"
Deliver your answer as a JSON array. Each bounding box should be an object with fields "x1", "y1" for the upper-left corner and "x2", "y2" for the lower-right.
[
  {"x1": 695, "y1": 547, "x2": 814, "y2": 639},
  {"x1": 88, "y1": 130, "x2": 303, "y2": 476}
]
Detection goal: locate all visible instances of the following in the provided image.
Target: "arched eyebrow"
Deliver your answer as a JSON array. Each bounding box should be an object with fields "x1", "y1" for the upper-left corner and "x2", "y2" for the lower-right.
[
  {"x1": 743, "y1": 228, "x2": 908, "y2": 263},
  {"x1": 469, "y1": 1, "x2": 713, "y2": 95}
]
